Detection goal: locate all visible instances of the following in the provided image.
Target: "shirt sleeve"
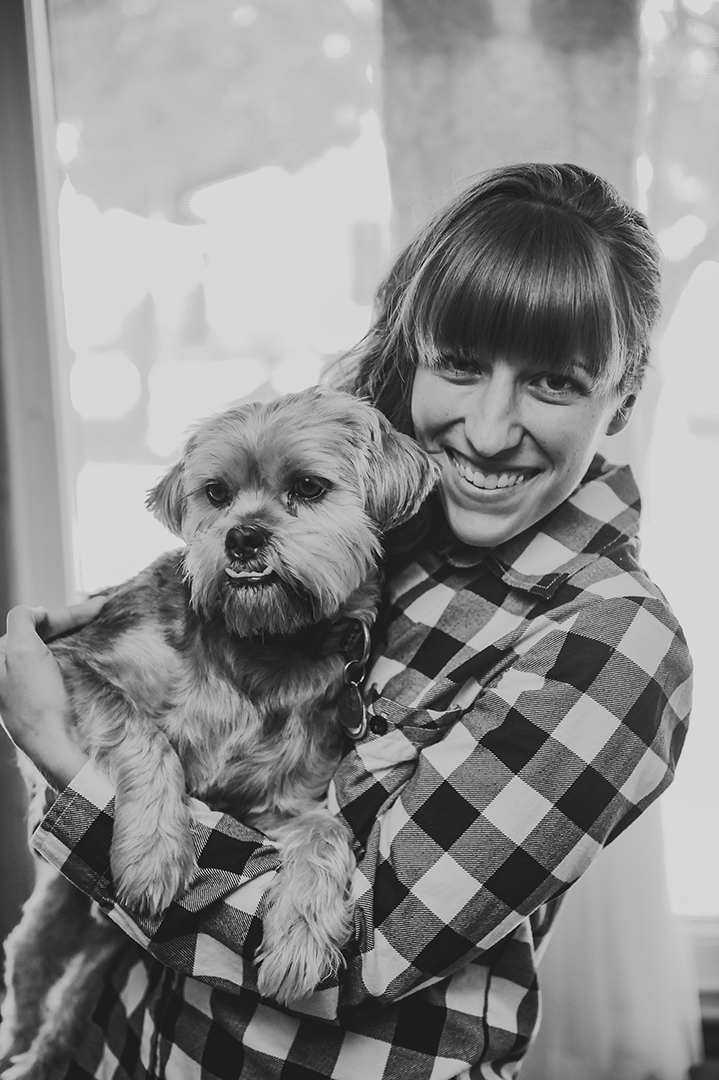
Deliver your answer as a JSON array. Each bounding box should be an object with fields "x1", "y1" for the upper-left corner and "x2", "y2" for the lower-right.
[
  {"x1": 33, "y1": 762, "x2": 283, "y2": 998},
  {"x1": 32, "y1": 593, "x2": 691, "y2": 1021}
]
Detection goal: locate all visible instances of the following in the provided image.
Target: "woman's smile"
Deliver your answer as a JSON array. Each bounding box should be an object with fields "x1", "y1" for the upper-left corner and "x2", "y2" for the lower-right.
[{"x1": 448, "y1": 449, "x2": 539, "y2": 492}]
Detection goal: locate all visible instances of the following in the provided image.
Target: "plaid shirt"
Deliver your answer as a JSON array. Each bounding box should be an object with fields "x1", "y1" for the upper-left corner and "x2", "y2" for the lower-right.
[{"x1": 34, "y1": 455, "x2": 692, "y2": 1080}]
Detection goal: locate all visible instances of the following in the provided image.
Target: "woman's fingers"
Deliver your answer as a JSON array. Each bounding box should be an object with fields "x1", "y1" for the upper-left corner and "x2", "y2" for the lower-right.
[
  {"x1": 1, "y1": 603, "x2": 91, "y2": 788},
  {"x1": 1, "y1": 605, "x2": 70, "y2": 732},
  {"x1": 3, "y1": 594, "x2": 107, "y2": 651},
  {"x1": 4, "y1": 604, "x2": 50, "y2": 655},
  {"x1": 28, "y1": 593, "x2": 108, "y2": 643}
]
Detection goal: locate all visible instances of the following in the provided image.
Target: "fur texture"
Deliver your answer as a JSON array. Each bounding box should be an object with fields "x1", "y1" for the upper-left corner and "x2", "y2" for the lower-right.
[{"x1": 0, "y1": 386, "x2": 439, "y2": 1080}]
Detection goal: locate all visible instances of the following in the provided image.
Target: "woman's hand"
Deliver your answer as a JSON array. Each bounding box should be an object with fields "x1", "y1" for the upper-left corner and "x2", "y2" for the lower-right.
[{"x1": 0, "y1": 597, "x2": 106, "y2": 788}]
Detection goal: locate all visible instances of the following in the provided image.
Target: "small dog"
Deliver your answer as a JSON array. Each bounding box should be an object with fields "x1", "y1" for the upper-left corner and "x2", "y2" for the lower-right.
[{"x1": 0, "y1": 386, "x2": 439, "y2": 1080}]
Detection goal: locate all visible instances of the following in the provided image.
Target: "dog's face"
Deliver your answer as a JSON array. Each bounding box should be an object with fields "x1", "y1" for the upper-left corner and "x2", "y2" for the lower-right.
[{"x1": 147, "y1": 387, "x2": 440, "y2": 637}]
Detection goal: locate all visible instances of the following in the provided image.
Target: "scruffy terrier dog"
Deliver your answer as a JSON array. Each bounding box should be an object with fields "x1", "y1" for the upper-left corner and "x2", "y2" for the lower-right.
[{"x1": 0, "y1": 386, "x2": 439, "y2": 1080}]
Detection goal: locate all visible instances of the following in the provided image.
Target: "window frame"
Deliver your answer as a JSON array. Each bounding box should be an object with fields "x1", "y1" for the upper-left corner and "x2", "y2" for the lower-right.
[{"x1": 0, "y1": 0, "x2": 75, "y2": 612}]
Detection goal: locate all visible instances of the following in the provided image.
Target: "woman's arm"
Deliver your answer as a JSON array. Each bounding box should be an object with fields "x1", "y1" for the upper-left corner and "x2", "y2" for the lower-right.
[
  {"x1": 28, "y1": 591, "x2": 691, "y2": 1021},
  {"x1": 330, "y1": 592, "x2": 691, "y2": 1011}
]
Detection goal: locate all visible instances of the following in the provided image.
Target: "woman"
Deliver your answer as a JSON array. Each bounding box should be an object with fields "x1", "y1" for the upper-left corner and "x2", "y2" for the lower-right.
[{"x1": 0, "y1": 162, "x2": 691, "y2": 1078}]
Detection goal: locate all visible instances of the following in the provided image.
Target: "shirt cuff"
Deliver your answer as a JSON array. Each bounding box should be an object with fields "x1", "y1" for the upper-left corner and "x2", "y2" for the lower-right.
[
  {"x1": 32, "y1": 761, "x2": 273, "y2": 903},
  {"x1": 62, "y1": 758, "x2": 115, "y2": 806},
  {"x1": 32, "y1": 761, "x2": 117, "y2": 905}
]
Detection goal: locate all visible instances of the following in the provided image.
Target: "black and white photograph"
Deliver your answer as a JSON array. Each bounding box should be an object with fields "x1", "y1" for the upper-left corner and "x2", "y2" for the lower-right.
[{"x1": 0, "y1": 2, "x2": 716, "y2": 1077}]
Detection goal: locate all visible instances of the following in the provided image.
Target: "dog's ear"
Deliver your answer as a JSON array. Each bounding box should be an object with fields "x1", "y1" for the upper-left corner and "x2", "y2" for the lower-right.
[
  {"x1": 364, "y1": 418, "x2": 441, "y2": 531},
  {"x1": 146, "y1": 459, "x2": 186, "y2": 537}
]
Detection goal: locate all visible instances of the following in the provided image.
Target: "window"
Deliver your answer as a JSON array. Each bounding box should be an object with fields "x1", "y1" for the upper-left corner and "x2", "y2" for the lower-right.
[{"x1": 4, "y1": 0, "x2": 717, "y2": 929}]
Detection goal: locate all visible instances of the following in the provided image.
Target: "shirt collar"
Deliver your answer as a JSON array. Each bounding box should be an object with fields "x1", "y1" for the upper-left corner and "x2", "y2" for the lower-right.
[{"x1": 436, "y1": 455, "x2": 641, "y2": 598}]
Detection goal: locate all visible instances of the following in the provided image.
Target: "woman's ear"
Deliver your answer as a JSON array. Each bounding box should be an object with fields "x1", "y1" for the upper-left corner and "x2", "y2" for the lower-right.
[{"x1": 606, "y1": 394, "x2": 637, "y2": 436}]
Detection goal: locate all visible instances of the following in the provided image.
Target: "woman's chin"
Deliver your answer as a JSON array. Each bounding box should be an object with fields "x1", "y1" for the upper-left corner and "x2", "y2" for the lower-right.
[{"x1": 439, "y1": 472, "x2": 542, "y2": 549}]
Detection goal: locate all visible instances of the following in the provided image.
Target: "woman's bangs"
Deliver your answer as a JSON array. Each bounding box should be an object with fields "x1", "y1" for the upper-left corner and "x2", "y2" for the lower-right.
[{"x1": 401, "y1": 211, "x2": 623, "y2": 390}]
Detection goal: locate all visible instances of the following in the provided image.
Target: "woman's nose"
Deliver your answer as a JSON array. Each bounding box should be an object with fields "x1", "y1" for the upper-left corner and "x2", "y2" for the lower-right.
[{"x1": 464, "y1": 380, "x2": 523, "y2": 457}]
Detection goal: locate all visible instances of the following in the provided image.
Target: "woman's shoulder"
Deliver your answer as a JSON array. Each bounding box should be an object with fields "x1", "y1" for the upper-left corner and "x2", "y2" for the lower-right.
[
  {"x1": 563, "y1": 534, "x2": 686, "y2": 637},
  {"x1": 531, "y1": 546, "x2": 693, "y2": 730}
]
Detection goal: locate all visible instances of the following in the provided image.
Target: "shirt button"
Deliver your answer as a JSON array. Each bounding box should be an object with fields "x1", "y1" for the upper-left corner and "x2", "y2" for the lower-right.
[{"x1": 369, "y1": 714, "x2": 388, "y2": 735}]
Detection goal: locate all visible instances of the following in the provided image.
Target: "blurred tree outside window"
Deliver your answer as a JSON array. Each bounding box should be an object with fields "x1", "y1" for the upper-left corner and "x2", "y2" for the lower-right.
[
  {"x1": 47, "y1": 0, "x2": 388, "y2": 587},
  {"x1": 638, "y1": 0, "x2": 719, "y2": 919},
  {"x1": 45, "y1": 0, "x2": 718, "y2": 917}
]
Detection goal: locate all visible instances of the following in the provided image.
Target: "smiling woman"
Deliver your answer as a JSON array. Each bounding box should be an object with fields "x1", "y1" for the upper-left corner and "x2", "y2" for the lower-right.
[{"x1": 0, "y1": 160, "x2": 688, "y2": 1080}]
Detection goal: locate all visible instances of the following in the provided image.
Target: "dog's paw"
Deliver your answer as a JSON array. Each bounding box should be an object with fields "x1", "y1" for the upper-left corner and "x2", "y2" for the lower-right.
[
  {"x1": 256, "y1": 923, "x2": 344, "y2": 1005},
  {"x1": 113, "y1": 846, "x2": 196, "y2": 916},
  {"x1": 255, "y1": 886, "x2": 352, "y2": 1004},
  {"x1": 111, "y1": 808, "x2": 196, "y2": 916},
  {"x1": 255, "y1": 812, "x2": 355, "y2": 1003}
]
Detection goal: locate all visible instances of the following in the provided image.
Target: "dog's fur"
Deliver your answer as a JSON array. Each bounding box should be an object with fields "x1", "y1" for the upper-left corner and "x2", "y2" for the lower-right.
[{"x1": 0, "y1": 386, "x2": 439, "y2": 1080}]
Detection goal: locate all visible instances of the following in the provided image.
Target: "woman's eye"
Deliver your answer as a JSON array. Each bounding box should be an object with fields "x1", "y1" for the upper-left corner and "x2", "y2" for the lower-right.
[
  {"x1": 437, "y1": 355, "x2": 479, "y2": 376},
  {"x1": 537, "y1": 373, "x2": 581, "y2": 395},
  {"x1": 291, "y1": 477, "x2": 328, "y2": 501},
  {"x1": 205, "y1": 480, "x2": 230, "y2": 506}
]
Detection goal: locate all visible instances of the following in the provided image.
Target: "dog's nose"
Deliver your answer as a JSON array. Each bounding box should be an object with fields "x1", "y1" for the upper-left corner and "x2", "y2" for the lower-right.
[{"x1": 225, "y1": 524, "x2": 269, "y2": 557}]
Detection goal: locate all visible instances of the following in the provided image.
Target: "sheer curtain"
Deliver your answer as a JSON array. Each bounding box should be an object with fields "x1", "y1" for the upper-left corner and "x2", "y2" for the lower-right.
[{"x1": 521, "y1": 802, "x2": 702, "y2": 1079}]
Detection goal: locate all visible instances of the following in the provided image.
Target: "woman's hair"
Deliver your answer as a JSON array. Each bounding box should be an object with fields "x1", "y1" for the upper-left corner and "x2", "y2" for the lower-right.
[{"x1": 331, "y1": 162, "x2": 662, "y2": 433}]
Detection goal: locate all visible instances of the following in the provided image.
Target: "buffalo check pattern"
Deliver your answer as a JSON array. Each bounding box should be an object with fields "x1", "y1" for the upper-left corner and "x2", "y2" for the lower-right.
[{"x1": 34, "y1": 456, "x2": 692, "y2": 1079}]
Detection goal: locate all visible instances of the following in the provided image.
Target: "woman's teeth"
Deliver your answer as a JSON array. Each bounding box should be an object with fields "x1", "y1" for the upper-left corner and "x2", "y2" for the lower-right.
[{"x1": 452, "y1": 457, "x2": 528, "y2": 490}]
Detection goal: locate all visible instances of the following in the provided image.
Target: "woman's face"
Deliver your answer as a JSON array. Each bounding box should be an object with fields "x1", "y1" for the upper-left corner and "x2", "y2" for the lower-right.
[{"x1": 411, "y1": 354, "x2": 631, "y2": 549}]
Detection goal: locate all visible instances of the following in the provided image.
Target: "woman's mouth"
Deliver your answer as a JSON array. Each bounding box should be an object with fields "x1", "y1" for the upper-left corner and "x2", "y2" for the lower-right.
[{"x1": 449, "y1": 452, "x2": 538, "y2": 491}]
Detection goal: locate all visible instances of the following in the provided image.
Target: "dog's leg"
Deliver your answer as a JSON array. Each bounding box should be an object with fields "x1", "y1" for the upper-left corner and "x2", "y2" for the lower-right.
[
  {"x1": 255, "y1": 810, "x2": 355, "y2": 1005},
  {"x1": 103, "y1": 722, "x2": 195, "y2": 914},
  {"x1": 0, "y1": 866, "x2": 94, "y2": 1071},
  {"x1": 0, "y1": 921, "x2": 127, "y2": 1080}
]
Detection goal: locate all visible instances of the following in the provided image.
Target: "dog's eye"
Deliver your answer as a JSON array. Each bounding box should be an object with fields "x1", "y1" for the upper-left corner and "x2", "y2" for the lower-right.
[
  {"x1": 205, "y1": 480, "x2": 230, "y2": 506},
  {"x1": 290, "y1": 477, "x2": 328, "y2": 501}
]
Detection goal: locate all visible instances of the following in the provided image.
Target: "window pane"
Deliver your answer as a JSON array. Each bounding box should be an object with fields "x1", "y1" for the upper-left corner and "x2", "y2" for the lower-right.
[
  {"x1": 640, "y1": 0, "x2": 719, "y2": 915},
  {"x1": 47, "y1": 0, "x2": 387, "y2": 590}
]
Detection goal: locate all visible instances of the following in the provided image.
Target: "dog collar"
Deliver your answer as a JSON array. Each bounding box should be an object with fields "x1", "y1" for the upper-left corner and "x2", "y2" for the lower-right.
[
  {"x1": 306, "y1": 617, "x2": 370, "y2": 662},
  {"x1": 331, "y1": 619, "x2": 371, "y2": 742},
  {"x1": 249, "y1": 618, "x2": 372, "y2": 741},
  {"x1": 298, "y1": 617, "x2": 371, "y2": 741},
  {"x1": 248, "y1": 616, "x2": 368, "y2": 658}
]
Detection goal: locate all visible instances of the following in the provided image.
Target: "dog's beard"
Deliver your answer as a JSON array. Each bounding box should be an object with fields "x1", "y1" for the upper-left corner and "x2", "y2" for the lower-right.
[
  {"x1": 219, "y1": 576, "x2": 323, "y2": 638},
  {"x1": 183, "y1": 525, "x2": 380, "y2": 638}
]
